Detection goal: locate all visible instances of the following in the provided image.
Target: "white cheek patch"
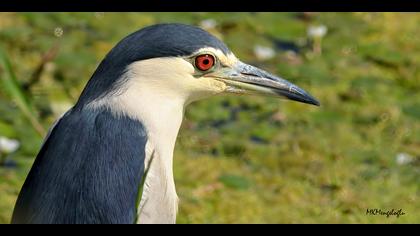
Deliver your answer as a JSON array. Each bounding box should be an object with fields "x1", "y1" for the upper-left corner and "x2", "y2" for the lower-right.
[{"x1": 128, "y1": 57, "x2": 227, "y2": 102}]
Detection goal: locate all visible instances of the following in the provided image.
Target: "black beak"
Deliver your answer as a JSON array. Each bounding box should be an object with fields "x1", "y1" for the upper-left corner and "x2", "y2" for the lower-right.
[{"x1": 215, "y1": 62, "x2": 320, "y2": 106}]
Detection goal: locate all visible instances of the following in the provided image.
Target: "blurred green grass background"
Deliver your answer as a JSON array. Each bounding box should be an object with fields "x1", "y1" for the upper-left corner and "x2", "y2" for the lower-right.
[{"x1": 0, "y1": 12, "x2": 419, "y2": 223}]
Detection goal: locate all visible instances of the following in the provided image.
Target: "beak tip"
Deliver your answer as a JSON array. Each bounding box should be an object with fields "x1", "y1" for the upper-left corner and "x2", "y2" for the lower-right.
[
  {"x1": 310, "y1": 99, "x2": 321, "y2": 107},
  {"x1": 299, "y1": 98, "x2": 320, "y2": 107},
  {"x1": 296, "y1": 87, "x2": 320, "y2": 107},
  {"x1": 287, "y1": 87, "x2": 320, "y2": 107}
]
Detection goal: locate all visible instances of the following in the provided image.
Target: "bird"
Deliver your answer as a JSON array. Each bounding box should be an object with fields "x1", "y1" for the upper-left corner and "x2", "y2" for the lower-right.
[{"x1": 11, "y1": 23, "x2": 319, "y2": 224}]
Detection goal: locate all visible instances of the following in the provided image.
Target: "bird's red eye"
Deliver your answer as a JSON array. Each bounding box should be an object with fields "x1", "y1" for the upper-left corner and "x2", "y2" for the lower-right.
[{"x1": 195, "y1": 54, "x2": 215, "y2": 71}]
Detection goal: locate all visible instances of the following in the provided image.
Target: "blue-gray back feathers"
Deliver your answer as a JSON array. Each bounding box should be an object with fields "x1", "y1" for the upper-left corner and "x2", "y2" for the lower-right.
[{"x1": 12, "y1": 108, "x2": 148, "y2": 224}]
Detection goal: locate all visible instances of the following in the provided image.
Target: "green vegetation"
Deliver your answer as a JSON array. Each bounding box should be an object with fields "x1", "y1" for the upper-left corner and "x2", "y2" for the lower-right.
[{"x1": 0, "y1": 13, "x2": 419, "y2": 223}]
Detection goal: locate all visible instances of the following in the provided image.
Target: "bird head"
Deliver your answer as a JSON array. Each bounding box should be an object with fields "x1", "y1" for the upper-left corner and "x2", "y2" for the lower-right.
[{"x1": 77, "y1": 23, "x2": 319, "y2": 110}]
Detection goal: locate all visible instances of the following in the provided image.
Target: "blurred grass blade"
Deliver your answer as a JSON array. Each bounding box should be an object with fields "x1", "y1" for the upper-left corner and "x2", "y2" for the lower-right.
[{"x1": 0, "y1": 47, "x2": 46, "y2": 137}]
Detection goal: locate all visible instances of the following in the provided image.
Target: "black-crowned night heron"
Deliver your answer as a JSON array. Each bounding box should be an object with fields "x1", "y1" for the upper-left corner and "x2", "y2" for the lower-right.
[{"x1": 12, "y1": 23, "x2": 319, "y2": 224}]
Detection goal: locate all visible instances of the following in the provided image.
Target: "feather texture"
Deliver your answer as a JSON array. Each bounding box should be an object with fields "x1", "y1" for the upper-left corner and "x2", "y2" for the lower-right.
[{"x1": 12, "y1": 107, "x2": 148, "y2": 224}]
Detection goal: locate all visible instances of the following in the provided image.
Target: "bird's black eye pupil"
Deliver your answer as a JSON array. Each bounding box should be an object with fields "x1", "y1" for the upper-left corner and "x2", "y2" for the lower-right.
[{"x1": 203, "y1": 59, "x2": 209, "y2": 65}]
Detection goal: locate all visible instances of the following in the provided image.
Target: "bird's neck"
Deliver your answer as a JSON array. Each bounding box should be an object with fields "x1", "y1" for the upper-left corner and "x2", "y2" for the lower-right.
[
  {"x1": 87, "y1": 76, "x2": 186, "y2": 224},
  {"x1": 132, "y1": 92, "x2": 184, "y2": 224}
]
